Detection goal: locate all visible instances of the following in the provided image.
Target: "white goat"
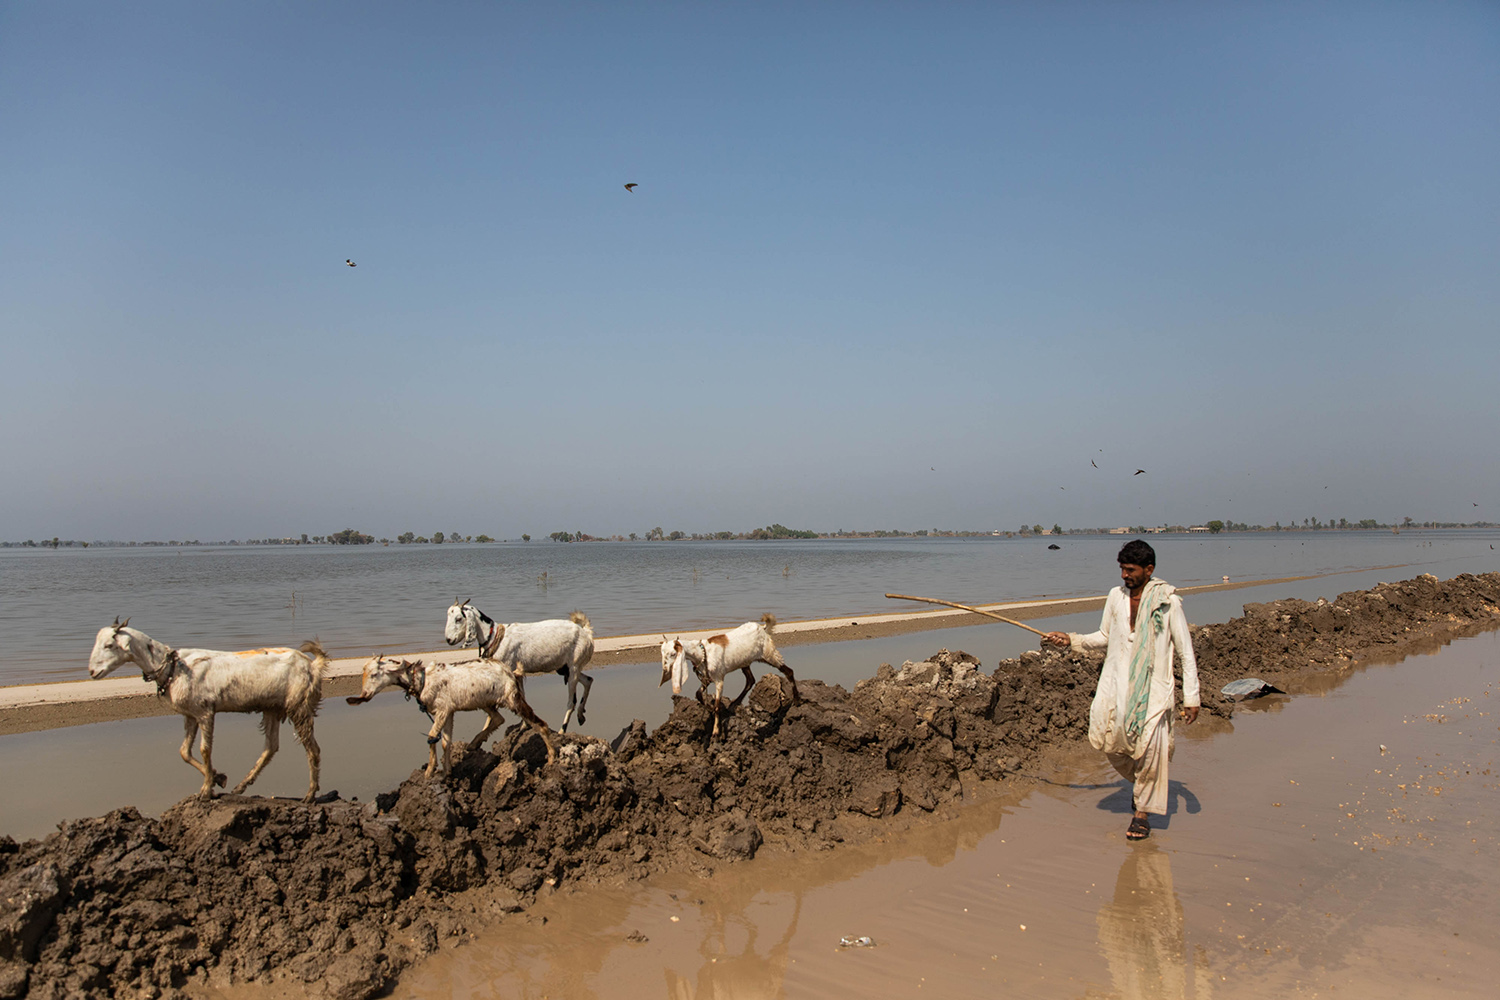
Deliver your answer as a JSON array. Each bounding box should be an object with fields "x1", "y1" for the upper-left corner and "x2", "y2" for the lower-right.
[
  {"x1": 87, "y1": 619, "x2": 327, "y2": 801},
  {"x1": 346, "y1": 655, "x2": 555, "y2": 776},
  {"x1": 445, "y1": 601, "x2": 595, "y2": 732},
  {"x1": 660, "y1": 614, "x2": 800, "y2": 736}
]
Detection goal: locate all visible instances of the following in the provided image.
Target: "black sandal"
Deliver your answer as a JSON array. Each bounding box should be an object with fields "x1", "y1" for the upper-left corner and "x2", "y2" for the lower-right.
[{"x1": 1126, "y1": 816, "x2": 1150, "y2": 841}]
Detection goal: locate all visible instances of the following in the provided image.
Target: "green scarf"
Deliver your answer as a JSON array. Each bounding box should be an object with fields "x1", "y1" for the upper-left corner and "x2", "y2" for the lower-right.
[{"x1": 1124, "y1": 579, "x2": 1173, "y2": 746}]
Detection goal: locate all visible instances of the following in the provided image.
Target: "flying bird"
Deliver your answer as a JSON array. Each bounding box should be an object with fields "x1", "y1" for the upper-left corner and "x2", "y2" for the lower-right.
[
  {"x1": 1134, "y1": 469, "x2": 1146, "y2": 476},
  {"x1": 346, "y1": 259, "x2": 356, "y2": 267},
  {"x1": 1091, "y1": 460, "x2": 1098, "y2": 468},
  {"x1": 624, "y1": 183, "x2": 638, "y2": 192}
]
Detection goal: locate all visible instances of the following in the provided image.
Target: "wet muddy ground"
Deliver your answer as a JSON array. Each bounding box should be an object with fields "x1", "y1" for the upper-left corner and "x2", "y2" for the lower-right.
[
  {"x1": 367, "y1": 629, "x2": 1499, "y2": 1000},
  {"x1": 2, "y1": 572, "x2": 1498, "y2": 999}
]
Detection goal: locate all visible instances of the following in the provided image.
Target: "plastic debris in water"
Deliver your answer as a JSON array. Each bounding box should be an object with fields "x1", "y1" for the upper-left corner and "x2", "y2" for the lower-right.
[
  {"x1": 1220, "y1": 678, "x2": 1286, "y2": 701},
  {"x1": 839, "y1": 936, "x2": 875, "y2": 948}
]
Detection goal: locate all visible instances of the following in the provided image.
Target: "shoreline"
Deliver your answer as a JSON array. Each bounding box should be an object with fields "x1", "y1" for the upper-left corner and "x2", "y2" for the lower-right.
[
  {"x1": 0, "y1": 570, "x2": 1384, "y2": 736},
  {"x1": 1, "y1": 570, "x2": 1497, "y2": 999}
]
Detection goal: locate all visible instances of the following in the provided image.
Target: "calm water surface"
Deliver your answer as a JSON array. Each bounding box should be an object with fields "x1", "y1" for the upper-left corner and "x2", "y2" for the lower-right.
[{"x1": 3, "y1": 532, "x2": 1498, "y2": 685}]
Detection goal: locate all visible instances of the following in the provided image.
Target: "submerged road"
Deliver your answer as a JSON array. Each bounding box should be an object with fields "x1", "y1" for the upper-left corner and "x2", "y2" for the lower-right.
[{"x1": 0, "y1": 576, "x2": 1317, "y2": 735}]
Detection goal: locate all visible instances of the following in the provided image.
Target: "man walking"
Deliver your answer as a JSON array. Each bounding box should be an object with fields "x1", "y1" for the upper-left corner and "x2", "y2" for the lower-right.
[{"x1": 1043, "y1": 540, "x2": 1199, "y2": 840}]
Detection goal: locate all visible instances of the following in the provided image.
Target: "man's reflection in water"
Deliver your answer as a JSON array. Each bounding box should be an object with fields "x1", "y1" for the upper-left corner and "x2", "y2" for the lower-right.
[
  {"x1": 662, "y1": 891, "x2": 802, "y2": 1000},
  {"x1": 1097, "y1": 845, "x2": 1214, "y2": 999}
]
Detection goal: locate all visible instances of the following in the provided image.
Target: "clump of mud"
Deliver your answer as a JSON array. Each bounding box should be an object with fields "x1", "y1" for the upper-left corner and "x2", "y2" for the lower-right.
[
  {"x1": 2, "y1": 572, "x2": 1496, "y2": 999},
  {"x1": 1190, "y1": 571, "x2": 1500, "y2": 717}
]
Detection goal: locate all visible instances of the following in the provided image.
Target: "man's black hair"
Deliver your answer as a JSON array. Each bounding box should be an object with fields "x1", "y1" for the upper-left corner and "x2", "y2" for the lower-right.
[{"x1": 1117, "y1": 539, "x2": 1156, "y2": 567}]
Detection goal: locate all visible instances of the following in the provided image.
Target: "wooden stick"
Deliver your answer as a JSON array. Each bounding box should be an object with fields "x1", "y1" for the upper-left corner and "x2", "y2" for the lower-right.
[{"x1": 885, "y1": 593, "x2": 1049, "y2": 637}]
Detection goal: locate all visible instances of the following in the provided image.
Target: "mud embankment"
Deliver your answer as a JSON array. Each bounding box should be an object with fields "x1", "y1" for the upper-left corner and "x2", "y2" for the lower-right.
[{"x1": 3, "y1": 571, "x2": 1497, "y2": 1000}]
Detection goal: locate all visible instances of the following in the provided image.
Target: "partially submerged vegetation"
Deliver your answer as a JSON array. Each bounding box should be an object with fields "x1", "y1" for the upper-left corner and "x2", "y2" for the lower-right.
[{"x1": 6, "y1": 518, "x2": 1493, "y2": 548}]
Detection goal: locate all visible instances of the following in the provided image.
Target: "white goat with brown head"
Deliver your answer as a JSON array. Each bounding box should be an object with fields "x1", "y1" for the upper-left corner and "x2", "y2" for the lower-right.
[
  {"x1": 445, "y1": 601, "x2": 595, "y2": 732},
  {"x1": 87, "y1": 619, "x2": 328, "y2": 801},
  {"x1": 347, "y1": 655, "x2": 555, "y2": 776},
  {"x1": 660, "y1": 614, "x2": 799, "y2": 736}
]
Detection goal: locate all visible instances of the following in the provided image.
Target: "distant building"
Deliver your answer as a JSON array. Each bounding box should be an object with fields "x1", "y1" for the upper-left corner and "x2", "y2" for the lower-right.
[{"x1": 1108, "y1": 527, "x2": 1129, "y2": 534}]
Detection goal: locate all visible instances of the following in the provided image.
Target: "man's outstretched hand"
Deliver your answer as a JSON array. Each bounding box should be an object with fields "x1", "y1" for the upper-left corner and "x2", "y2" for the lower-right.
[{"x1": 1042, "y1": 632, "x2": 1071, "y2": 649}]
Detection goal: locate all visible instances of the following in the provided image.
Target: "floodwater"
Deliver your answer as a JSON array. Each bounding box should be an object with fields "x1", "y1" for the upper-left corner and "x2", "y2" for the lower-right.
[
  {"x1": 224, "y1": 628, "x2": 1493, "y2": 1000},
  {"x1": 0, "y1": 576, "x2": 1492, "y2": 843},
  {"x1": 4, "y1": 530, "x2": 1498, "y2": 685}
]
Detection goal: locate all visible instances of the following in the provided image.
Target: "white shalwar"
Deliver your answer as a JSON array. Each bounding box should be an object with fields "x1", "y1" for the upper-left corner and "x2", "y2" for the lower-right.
[{"x1": 1068, "y1": 582, "x2": 1199, "y2": 816}]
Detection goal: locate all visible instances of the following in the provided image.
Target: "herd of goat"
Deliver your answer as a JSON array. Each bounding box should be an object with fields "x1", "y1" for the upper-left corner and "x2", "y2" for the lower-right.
[{"x1": 86, "y1": 600, "x2": 801, "y2": 803}]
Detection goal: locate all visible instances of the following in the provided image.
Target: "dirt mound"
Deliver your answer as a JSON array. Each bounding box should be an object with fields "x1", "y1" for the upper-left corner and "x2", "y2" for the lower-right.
[
  {"x1": 1190, "y1": 571, "x2": 1500, "y2": 716},
  {"x1": 3, "y1": 572, "x2": 1497, "y2": 999}
]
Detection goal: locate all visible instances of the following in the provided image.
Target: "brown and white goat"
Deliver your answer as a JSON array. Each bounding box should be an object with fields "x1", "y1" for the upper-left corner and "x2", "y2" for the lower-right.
[
  {"x1": 659, "y1": 614, "x2": 799, "y2": 736},
  {"x1": 347, "y1": 655, "x2": 555, "y2": 776}
]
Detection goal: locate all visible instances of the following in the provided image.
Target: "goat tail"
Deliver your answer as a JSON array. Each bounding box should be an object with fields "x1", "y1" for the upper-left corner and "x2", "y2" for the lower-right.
[
  {"x1": 300, "y1": 638, "x2": 330, "y2": 680},
  {"x1": 293, "y1": 638, "x2": 329, "y2": 717},
  {"x1": 569, "y1": 609, "x2": 592, "y2": 631},
  {"x1": 761, "y1": 613, "x2": 778, "y2": 632}
]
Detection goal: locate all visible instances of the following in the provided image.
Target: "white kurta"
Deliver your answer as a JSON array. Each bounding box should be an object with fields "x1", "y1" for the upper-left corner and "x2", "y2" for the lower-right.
[{"x1": 1068, "y1": 582, "x2": 1199, "y2": 815}]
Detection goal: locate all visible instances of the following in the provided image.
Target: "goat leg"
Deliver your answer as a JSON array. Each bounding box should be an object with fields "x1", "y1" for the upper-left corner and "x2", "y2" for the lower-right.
[
  {"x1": 560, "y1": 670, "x2": 579, "y2": 733},
  {"x1": 728, "y1": 666, "x2": 755, "y2": 709},
  {"x1": 442, "y1": 716, "x2": 456, "y2": 775},
  {"x1": 233, "y1": 710, "x2": 281, "y2": 795},
  {"x1": 198, "y1": 715, "x2": 226, "y2": 798},
  {"x1": 291, "y1": 713, "x2": 321, "y2": 803},
  {"x1": 711, "y1": 681, "x2": 726, "y2": 739},
  {"x1": 424, "y1": 710, "x2": 449, "y2": 778},
  {"x1": 181, "y1": 716, "x2": 226, "y2": 794},
  {"x1": 511, "y1": 690, "x2": 556, "y2": 766},
  {"x1": 777, "y1": 664, "x2": 801, "y2": 704},
  {"x1": 574, "y1": 670, "x2": 593, "y2": 726},
  {"x1": 468, "y1": 706, "x2": 504, "y2": 753}
]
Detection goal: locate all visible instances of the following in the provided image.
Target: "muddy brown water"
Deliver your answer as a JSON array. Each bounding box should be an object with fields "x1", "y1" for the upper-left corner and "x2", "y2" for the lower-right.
[{"x1": 197, "y1": 629, "x2": 1499, "y2": 1000}]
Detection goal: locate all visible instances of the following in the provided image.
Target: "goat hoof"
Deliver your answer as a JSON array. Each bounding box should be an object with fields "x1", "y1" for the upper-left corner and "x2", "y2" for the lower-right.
[{"x1": 213, "y1": 772, "x2": 228, "y2": 788}]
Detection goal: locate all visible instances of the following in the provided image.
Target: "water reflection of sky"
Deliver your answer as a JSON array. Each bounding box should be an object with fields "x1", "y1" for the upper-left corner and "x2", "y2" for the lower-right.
[{"x1": 4, "y1": 530, "x2": 1498, "y2": 683}]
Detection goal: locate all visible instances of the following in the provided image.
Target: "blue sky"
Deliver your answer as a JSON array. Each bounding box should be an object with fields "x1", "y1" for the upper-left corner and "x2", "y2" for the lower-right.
[{"x1": 2, "y1": 2, "x2": 1496, "y2": 540}]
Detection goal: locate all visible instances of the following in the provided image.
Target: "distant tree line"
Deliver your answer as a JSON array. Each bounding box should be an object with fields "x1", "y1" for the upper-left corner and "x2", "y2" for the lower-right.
[{"x1": 7, "y1": 517, "x2": 1495, "y2": 549}]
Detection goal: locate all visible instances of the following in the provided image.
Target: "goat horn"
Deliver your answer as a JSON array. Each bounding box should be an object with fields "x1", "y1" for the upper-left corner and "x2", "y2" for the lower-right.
[{"x1": 119, "y1": 617, "x2": 130, "y2": 629}]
